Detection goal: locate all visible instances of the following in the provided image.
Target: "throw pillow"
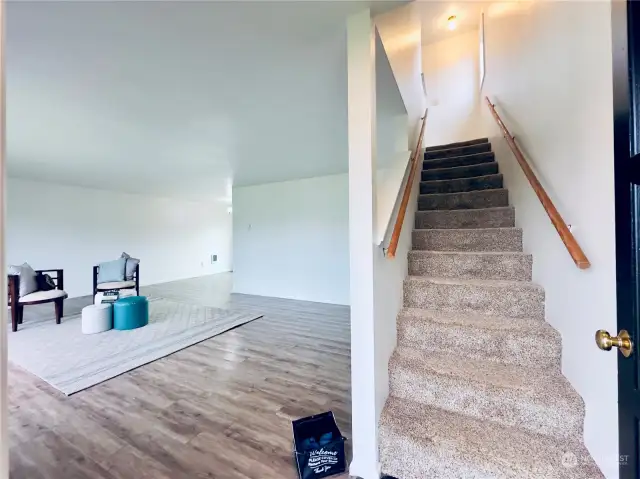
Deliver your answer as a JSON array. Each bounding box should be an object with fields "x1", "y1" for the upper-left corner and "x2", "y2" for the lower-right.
[
  {"x1": 8, "y1": 263, "x2": 38, "y2": 298},
  {"x1": 121, "y1": 252, "x2": 140, "y2": 281},
  {"x1": 97, "y1": 258, "x2": 126, "y2": 284},
  {"x1": 36, "y1": 273, "x2": 56, "y2": 292}
]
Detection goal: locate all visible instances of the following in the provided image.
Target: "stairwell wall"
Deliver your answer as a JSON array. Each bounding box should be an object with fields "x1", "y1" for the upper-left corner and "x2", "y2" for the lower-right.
[
  {"x1": 481, "y1": 2, "x2": 617, "y2": 477},
  {"x1": 375, "y1": 3, "x2": 426, "y2": 145},
  {"x1": 422, "y1": 29, "x2": 485, "y2": 147}
]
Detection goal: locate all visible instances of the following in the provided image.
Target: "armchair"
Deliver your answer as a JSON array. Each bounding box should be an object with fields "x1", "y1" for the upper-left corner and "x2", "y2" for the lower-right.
[
  {"x1": 8, "y1": 269, "x2": 68, "y2": 332},
  {"x1": 92, "y1": 263, "x2": 139, "y2": 297}
]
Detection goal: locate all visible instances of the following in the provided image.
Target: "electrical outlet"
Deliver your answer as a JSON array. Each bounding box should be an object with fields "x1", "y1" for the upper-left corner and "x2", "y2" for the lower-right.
[{"x1": 211, "y1": 254, "x2": 218, "y2": 263}]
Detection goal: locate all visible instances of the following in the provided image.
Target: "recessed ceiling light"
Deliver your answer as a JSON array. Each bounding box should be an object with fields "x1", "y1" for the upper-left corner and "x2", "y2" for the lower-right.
[{"x1": 447, "y1": 15, "x2": 457, "y2": 31}]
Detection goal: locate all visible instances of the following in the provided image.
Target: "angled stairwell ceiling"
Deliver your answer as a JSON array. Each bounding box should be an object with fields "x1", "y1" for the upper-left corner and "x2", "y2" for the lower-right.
[{"x1": 7, "y1": 1, "x2": 404, "y2": 201}]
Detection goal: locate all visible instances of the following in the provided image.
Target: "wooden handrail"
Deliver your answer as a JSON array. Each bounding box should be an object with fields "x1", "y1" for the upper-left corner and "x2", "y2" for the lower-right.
[
  {"x1": 485, "y1": 97, "x2": 591, "y2": 269},
  {"x1": 387, "y1": 108, "x2": 428, "y2": 258}
]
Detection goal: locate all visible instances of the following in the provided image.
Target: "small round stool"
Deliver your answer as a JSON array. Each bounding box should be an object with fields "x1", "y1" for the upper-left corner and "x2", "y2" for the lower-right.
[
  {"x1": 113, "y1": 296, "x2": 149, "y2": 331},
  {"x1": 82, "y1": 303, "x2": 113, "y2": 334}
]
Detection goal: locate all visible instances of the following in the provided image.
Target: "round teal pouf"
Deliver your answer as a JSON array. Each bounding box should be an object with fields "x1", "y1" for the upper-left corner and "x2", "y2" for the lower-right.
[{"x1": 113, "y1": 296, "x2": 149, "y2": 330}]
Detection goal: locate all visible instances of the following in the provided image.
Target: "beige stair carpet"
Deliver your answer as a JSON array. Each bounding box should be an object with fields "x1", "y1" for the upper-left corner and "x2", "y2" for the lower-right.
[{"x1": 379, "y1": 138, "x2": 604, "y2": 478}]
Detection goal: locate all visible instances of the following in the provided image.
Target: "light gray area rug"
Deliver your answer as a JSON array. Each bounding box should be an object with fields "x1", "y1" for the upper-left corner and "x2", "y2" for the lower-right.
[{"x1": 8, "y1": 298, "x2": 262, "y2": 395}]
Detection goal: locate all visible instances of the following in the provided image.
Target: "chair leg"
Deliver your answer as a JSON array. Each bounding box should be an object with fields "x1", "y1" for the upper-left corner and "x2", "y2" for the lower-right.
[
  {"x1": 54, "y1": 298, "x2": 63, "y2": 324},
  {"x1": 17, "y1": 305, "x2": 24, "y2": 324},
  {"x1": 10, "y1": 306, "x2": 17, "y2": 332}
]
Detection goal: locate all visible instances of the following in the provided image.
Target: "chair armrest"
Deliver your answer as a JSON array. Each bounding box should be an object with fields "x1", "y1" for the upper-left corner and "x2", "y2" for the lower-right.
[
  {"x1": 93, "y1": 266, "x2": 99, "y2": 295},
  {"x1": 7, "y1": 274, "x2": 19, "y2": 304}
]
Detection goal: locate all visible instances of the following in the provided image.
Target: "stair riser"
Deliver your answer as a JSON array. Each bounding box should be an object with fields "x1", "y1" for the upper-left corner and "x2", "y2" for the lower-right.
[
  {"x1": 423, "y1": 152, "x2": 495, "y2": 170},
  {"x1": 424, "y1": 143, "x2": 491, "y2": 160},
  {"x1": 412, "y1": 229, "x2": 523, "y2": 252},
  {"x1": 403, "y1": 279, "x2": 545, "y2": 319},
  {"x1": 389, "y1": 361, "x2": 583, "y2": 440},
  {"x1": 408, "y1": 252, "x2": 532, "y2": 281},
  {"x1": 420, "y1": 175, "x2": 503, "y2": 194},
  {"x1": 424, "y1": 138, "x2": 489, "y2": 152},
  {"x1": 415, "y1": 208, "x2": 515, "y2": 229},
  {"x1": 397, "y1": 318, "x2": 560, "y2": 368},
  {"x1": 419, "y1": 189, "x2": 508, "y2": 211},
  {"x1": 421, "y1": 162, "x2": 498, "y2": 181}
]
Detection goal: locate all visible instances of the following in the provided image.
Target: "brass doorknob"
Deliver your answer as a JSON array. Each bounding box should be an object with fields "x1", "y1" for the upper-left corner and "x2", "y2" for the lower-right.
[{"x1": 595, "y1": 329, "x2": 633, "y2": 357}]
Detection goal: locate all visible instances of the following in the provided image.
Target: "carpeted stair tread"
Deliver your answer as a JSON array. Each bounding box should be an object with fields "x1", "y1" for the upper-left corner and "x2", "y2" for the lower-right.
[
  {"x1": 408, "y1": 250, "x2": 532, "y2": 281},
  {"x1": 420, "y1": 173, "x2": 503, "y2": 194},
  {"x1": 415, "y1": 206, "x2": 515, "y2": 229},
  {"x1": 379, "y1": 397, "x2": 604, "y2": 479},
  {"x1": 397, "y1": 308, "x2": 561, "y2": 367},
  {"x1": 421, "y1": 162, "x2": 498, "y2": 181},
  {"x1": 403, "y1": 276, "x2": 545, "y2": 319},
  {"x1": 424, "y1": 142, "x2": 491, "y2": 160},
  {"x1": 389, "y1": 347, "x2": 584, "y2": 440},
  {"x1": 423, "y1": 138, "x2": 489, "y2": 152},
  {"x1": 412, "y1": 227, "x2": 523, "y2": 252},
  {"x1": 418, "y1": 189, "x2": 509, "y2": 210},
  {"x1": 423, "y1": 151, "x2": 495, "y2": 170}
]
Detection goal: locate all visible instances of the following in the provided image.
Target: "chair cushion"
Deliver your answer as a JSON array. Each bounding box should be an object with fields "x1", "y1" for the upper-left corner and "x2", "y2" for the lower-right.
[
  {"x1": 8, "y1": 263, "x2": 38, "y2": 297},
  {"x1": 121, "y1": 252, "x2": 140, "y2": 281},
  {"x1": 20, "y1": 289, "x2": 66, "y2": 303},
  {"x1": 96, "y1": 280, "x2": 136, "y2": 290},
  {"x1": 36, "y1": 273, "x2": 56, "y2": 291},
  {"x1": 97, "y1": 258, "x2": 126, "y2": 284}
]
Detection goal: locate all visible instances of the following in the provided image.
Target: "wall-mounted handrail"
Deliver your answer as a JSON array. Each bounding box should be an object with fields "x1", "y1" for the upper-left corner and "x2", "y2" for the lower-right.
[
  {"x1": 485, "y1": 97, "x2": 591, "y2": 269},
  {"x1": 387, "y1": 108, "x2": 428, "y2": 259}
]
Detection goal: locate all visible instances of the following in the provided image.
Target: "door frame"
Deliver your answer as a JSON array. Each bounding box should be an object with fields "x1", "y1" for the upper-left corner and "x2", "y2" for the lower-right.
[
  {"x1": 0, "y1": 0, "x2": 7, "y2": 476},
  {"x1": 613, "y1": 0, "x2": 640, "y2": 477}
]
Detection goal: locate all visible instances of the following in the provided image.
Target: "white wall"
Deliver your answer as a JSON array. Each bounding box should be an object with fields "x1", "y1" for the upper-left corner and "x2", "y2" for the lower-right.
[
  {"x1": 347, "y1": 9, "x2": 380, "y2": 479},
  {"x1": 481, "y1": 2, "x2": 617, "y2": 477},
  {"x1": 232, "y1": 174, "x2": 349, "y2": 305},
  {"x1": 422, "y1": 29, "x2": 485, "y2": 146},
  {"x1": 375, "y1": 28, "x2": 411, "y2": 246},
  {"x1": 375, "y1": 3, "x2": 426, "y2": 142},
  {"x1": 6, "y1": 179, "x2": 232, "y2": 298},
  {"x1": 376, "y1": 152, "x2": 411, "y2": 245}
]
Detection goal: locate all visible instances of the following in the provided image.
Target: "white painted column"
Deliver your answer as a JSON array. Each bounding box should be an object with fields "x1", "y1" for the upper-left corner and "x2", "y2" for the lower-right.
[
  {"x1": 347, "y1": 8, "x2": 379, "y2": 479},
  {"x1": 0, "y1": 0, "x2": 7, "y2": 477}
]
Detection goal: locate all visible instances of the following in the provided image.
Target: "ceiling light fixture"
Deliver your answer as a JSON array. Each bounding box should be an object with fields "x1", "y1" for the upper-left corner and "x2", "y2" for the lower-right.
[{"x1": 447, "y1": 15, "x2": 457, "y2": 31}]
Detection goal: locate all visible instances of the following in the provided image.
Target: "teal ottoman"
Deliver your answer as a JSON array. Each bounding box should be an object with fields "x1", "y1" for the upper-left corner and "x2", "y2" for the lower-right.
[{"x1": 113, "y1": 296, "x2": 149, "y2": 330}]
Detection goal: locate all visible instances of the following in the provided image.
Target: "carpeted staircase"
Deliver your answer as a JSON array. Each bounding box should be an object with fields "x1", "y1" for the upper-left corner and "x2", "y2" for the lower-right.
[{"x1": 379, "y1": 138, "x2": 604, "y2": 479}]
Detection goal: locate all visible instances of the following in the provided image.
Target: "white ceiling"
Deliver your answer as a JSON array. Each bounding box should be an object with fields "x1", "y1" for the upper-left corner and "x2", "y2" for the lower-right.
[
  {"x1": 418, "y1": 1, "x2": 488, "y2": 46},
  {"x1": 7, "y1": 1, "x2": 404, "y2": 202}
]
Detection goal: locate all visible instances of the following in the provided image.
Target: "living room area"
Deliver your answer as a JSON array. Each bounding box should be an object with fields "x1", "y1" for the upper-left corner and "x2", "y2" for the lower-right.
[
  {"x1": 6, "y1": 177, "x2": 352, "y2": 478},
  {"x1": 4, "y1": 2, "x2": 358, "y2": 477}
]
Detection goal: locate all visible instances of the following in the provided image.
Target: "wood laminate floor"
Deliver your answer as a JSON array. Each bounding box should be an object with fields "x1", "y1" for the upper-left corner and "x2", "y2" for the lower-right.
[{"x1": 8, "y1": 273, "x2": 352, "y2": 479}]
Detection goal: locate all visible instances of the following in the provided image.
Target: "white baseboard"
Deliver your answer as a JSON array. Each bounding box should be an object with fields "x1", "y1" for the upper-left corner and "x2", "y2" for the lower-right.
[{"x1": 349, "y1": 458, "x2": 381, "y2": 479}]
